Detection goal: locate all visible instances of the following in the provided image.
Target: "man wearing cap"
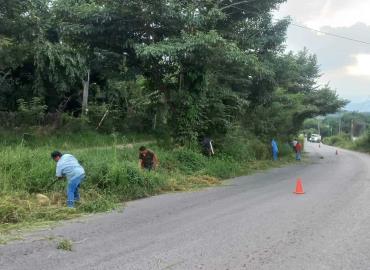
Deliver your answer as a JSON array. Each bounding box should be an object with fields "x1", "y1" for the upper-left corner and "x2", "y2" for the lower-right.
[{"x1": 51, "y1": 151, "x2": 85, "y2": 208}]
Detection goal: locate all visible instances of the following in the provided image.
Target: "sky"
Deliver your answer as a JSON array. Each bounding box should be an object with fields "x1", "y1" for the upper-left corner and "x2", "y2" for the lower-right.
[{"x1": 274, "y1": 0, "x2": 370, "y2": 105}]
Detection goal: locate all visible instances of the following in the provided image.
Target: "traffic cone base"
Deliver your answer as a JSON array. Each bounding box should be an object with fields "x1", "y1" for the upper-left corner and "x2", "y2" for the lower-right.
[{"x1": 294, "y1": 179, "x2": 305, "y2": 194}]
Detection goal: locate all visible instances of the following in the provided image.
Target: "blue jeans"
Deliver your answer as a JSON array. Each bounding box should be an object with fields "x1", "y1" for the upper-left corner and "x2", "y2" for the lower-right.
[
  {"x1": 296, "y1": 152, "x2": 301, "y2": 161},
  {"x1": 67, "y1": 174, "x2": 85, "y2": 208}
]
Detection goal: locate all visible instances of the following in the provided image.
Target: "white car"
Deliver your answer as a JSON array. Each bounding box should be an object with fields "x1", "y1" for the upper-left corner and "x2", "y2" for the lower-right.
[{"x1": 309, "y1": 134, "x2": 321, "y2": 143}]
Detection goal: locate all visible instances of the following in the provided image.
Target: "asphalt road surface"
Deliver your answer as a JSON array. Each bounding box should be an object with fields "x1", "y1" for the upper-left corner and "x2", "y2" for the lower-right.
[{"x1": 1, "y1": 142, "x2": 370, "y2": 270}]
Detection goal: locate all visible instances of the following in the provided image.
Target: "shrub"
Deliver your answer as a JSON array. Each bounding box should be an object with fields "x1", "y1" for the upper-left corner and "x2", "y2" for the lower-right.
[
  {"x1": 61, "y1": 114, "x2": 90, "y2": 133},
  {"x1": 323, "y1": 134, "x2": 351, "y2": 147},
  {"x1": 173, "y1": 148, "x2": 206, "y2": 174},
  {"x1": 278, "y1": 143, "x2": 293, "y2": 157},
  {"x1": 219, "y1": 134, "x2": 255, "y2": 161}
]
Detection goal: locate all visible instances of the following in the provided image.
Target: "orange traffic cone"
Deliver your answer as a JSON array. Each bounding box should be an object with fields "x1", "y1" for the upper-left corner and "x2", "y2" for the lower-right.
[{"x1": 294, "y1": 178, "x2": 305, "y2": 194}]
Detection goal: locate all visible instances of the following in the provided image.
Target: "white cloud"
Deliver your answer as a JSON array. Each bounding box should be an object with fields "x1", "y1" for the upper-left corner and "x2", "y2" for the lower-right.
[
  {"x1": 347, "y1": 54, "x2": 370, "y2": 76},
  {"x1": 276, "y1": 0, "x2": 370, "y2": 28},
  {"x1": 274, "y1": 0, "x2": 370, "y2": 101},
  {"x1": 319, "y1": 67, "x2": 370, "y2": 100},
  {"x1": 306, "y1": 1, "x2": 370, "y2": 28}
]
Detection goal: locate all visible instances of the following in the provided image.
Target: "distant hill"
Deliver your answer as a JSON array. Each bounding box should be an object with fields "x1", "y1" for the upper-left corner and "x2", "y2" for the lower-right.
[{"x1": 345, "y1": 99, "x2": 370, "y2": 112}]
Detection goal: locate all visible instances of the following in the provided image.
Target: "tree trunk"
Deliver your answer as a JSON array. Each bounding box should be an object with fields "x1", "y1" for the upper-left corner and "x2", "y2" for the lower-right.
[{"x1": 82, "y1": 70, "x2": 90, "y2": 115}]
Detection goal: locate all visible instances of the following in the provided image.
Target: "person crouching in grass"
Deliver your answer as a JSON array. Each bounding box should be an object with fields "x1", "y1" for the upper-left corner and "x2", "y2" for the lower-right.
[
  {"x1": 138, "y1": 146, "x2": 159, "y2": 171},
  {"x1": 51, "y1": 151, "x2": 85, "y2": 208}
]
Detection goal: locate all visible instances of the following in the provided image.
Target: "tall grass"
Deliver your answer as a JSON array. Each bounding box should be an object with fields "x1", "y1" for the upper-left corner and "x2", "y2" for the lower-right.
[
  {"x1": 324, "y1": 133, "x2": 370, "y2": 153},
  {"x1": 0, "y1": 131, "x2": 296, "y2": 232},
  {"x1": 0, "y1": 129, "x2": 153, "y2": 148}
]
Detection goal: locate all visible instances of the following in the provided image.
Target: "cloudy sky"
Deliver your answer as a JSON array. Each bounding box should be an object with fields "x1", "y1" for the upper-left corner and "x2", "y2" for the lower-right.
[{"x1": 275, "y1": 0, "x2": 370, "y2": 105}]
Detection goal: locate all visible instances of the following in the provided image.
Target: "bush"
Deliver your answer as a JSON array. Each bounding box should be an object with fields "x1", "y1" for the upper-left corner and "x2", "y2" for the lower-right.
[
  {"x1": 278, "y1": 143, "x2": 293, "y2": 157},
  {"x1": 173, "y1": 148, "x2": 206, "y2": 174},
  {"x1": 353, "y1": 131, "x2": 370, "y2": 152},
  {"x1": 219, "y1": 132, "x2": 256, "y2": 161},
  {"x1": 16, "y1": 98, "x2": 47, "y2": 126},
  {"x1": 249, "y1": 139, "x2": 270, "y2": 160},
  {"x1": 323, "y1": 134, "x2": 351, "y2": 147},
  {"x1": 61, "y1": 115, "x2": 91, "y2": 133}
]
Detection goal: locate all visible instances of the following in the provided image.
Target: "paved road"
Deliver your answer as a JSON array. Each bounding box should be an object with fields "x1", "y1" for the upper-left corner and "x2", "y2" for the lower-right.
[{"x1": 1, "y1": 142, "x2": 370, "y2": 270}]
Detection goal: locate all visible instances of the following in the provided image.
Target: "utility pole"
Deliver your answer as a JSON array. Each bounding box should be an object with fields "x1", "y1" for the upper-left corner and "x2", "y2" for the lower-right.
[
  {"x1": 351, "y1": 119, "x2": 354, "y2": 141},
  {"x1": 317, "y1": 119, "x2": 321, "y2": 135}
]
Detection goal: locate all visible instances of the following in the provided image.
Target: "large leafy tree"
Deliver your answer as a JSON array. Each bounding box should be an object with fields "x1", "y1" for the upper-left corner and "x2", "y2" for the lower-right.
[
  {"x1": 0, "y1": 0, "x2": 347, "y2": 143},
  {"x1": 0, "y1": 0, "x2": 86, "y2": 111}
]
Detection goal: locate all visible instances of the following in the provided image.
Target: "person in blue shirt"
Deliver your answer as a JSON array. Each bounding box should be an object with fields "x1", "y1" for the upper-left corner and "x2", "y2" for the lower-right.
[
  {"x1": 271, "y1": 139, "x2": 279, "y2": 161},
  {"x1": 51, "y1": 151, "x2": 85, "y2": 208}
]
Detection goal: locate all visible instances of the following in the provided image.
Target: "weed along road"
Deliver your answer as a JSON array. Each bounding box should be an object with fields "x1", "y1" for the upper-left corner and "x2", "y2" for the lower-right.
[{"x1": 2, "y1": 142, "x2": 370, "y2": 270}]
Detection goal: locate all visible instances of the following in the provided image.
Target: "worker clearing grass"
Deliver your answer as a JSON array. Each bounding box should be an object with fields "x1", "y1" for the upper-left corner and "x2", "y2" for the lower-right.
[
  {"x1": 51, "y1": 151, "x2": 85, "y2": 208},
  {"x1": 138, "y1": 146, "x2": 159, "y2": 171},
  {"x1": 271, "y1": 139, "x2": 279, "y2": 161}
]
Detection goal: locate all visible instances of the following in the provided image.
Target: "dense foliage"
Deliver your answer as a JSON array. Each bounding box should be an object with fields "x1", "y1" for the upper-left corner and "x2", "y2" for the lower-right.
[
  {"x1": 303, "y1": 112, "x2": 370, "y2": 138},
  {"x1": 305, "y1": 112, "x2": 370, "y2": 152},
  {"x1": 1, "y1": 0, "x2": 347, "y2": 143}
]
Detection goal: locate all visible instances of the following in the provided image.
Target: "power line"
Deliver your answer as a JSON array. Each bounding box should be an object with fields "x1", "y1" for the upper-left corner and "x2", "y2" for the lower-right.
[
  {"x1": 227, "y1": 4, "x2": 370, "y2": 46},
  {"x1": 288, "y1": 22, "x2": 370, "y2": 46}
]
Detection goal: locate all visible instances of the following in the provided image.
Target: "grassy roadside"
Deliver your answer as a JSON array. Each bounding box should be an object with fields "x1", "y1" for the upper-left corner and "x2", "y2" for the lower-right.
[
  {"x1": 0, "y1": 132, "x2": 298, "y2": 240},
  {"x1": 323, "y1": 134, "x2": 370, "y2": 153}
]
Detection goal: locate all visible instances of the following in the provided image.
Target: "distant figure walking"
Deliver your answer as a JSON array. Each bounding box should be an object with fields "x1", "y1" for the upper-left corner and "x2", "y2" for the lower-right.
[
  {"x1": 271, "y1": 139, "x2": 279, "y2": 161},
  {"x1": 295, "y1": 141, "x2": 302, "y2": 161}
]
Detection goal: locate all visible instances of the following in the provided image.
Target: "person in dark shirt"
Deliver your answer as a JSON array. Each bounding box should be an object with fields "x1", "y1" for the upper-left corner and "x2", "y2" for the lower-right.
[
  {"x1": 138, "y1": 146, "x2": 159, "y2": 171},
  {"x1": 201, "y1": 137, "x2": 214, "y2": 157}
]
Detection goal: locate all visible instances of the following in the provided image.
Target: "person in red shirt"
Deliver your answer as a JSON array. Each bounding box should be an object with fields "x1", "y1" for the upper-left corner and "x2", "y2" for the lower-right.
[
  {"x1": 295, "y1": 141, "x2": 302, "y2": 161},
  {"x1": 138, "y1": 146, "x2": 159, "y2": 171}
]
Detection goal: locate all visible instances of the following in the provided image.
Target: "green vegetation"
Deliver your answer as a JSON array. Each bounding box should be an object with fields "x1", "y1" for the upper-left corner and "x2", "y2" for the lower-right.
[
  {"x1": 303, "y1": 112, "x2": 370, "y2": 138},
  {"x1": 0, "y1": 1, "x2": 346, "y2": 235},
  {"x1": 57, "y1": 239, "x2": 73, "y2": 251},
  {"x1": 303, "y1": 112, "x2": 370, "y2": 152},
  {"x1": 323, "y1": 133, "x2": 370, "y2": 153},
  {"x1": 1, "y1": 0, "x2": 345, "y2": 143},
  {"x1": 0, "y1": 131, "x2": 297, "y2": 234}
]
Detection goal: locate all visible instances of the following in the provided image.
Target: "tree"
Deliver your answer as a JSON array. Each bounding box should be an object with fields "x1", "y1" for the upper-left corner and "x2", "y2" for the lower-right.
[{"x1": 0, "y1": 0, "x2": 348, "y2": 143}]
